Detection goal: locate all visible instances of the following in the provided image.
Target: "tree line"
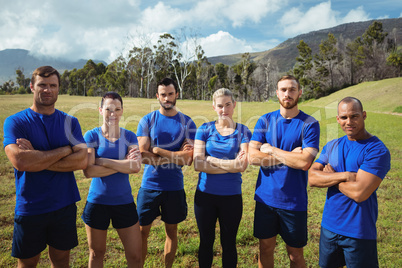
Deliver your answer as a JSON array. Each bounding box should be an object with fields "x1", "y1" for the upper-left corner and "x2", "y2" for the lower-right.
[{"x1": 1, "y1": 21, "x2": 401, "y2": 101}]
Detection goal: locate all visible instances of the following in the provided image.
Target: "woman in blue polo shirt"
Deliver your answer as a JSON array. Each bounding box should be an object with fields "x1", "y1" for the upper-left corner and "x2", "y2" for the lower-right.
[
  {"x1": 82, "y1": 92, "x2": 142, "y2": 267},
  {"x1": 193, "y1": 88, "x2": 251, "y2": 267}
]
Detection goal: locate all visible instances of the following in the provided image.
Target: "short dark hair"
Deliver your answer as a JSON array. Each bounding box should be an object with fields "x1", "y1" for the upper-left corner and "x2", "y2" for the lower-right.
[
  {"x1": 101, "y1": 92, "x2": 123, "y2": 108},
  {"x1": 338, "y1": 97, "x2": 363, "y2": 112},
  {"x1": 31, "y1": 66, "x2": 60, "y2": 86},
  {"x1": 277, "y1": 75, "x2": 300, "y2": 90},
  {"x1": 157, "y1": 78, "x2": 178, "y2": 93}
]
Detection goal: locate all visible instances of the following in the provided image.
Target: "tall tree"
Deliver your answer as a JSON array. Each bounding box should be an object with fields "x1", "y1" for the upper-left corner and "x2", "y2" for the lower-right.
[{"x1": 315, "y1": 33, "x2": 341, "y2": 91}]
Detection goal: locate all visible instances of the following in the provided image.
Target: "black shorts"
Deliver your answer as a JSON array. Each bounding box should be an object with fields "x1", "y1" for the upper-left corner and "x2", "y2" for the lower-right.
[{"x1": 81, "y1": 201, "x2": 138, "y2": 230}]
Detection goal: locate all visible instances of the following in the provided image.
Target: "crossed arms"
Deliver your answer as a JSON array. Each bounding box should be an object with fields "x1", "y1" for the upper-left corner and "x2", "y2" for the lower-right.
[
  {"x1": 309, "y1": 162, "x2": 382, "y2": 203},
  {"x1": 83, "y1": 145, "x2": 142, "y2": 178},
  {"x1": 248, "y1": 140, "x2": 317, "y2": 171},
  {"x1": 138, "y1": 136, "x2": 194, "y2": 166},
  {"x1": 193, "y1": 140, "x2": 249, "y2": 174},
  {"x1": 5, "y1": 138, "x2": 87, "y2": 172}
]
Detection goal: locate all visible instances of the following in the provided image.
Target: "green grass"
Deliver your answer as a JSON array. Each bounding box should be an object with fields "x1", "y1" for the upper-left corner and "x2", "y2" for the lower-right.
[{"x1": 0, "y1": 78, "x2": 401, "y2": 267}]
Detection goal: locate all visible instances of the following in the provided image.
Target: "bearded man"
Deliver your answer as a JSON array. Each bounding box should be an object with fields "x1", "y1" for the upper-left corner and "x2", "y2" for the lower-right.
[
  {"x1": 249, "y1": 75, "x2": 320, "y2": 268},
  {"x1": 135, "y1": 77, "x2": 196, "y2": 267}
]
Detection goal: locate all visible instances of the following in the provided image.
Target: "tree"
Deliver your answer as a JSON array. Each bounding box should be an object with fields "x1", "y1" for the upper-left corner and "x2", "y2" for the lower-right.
[
  {"x1": 387, "y1": 51, "x2": 402, "y2": 77},
  {"x1": 358, "y1": 21, "x2": 389, "y2": 80},
  {"x1": 293, "y1": 40, "x2": 321, "y2": 99},
  {"x1": 214, "y1": 63, "x2": 229, "y2": 89},
  {"x1": 231, "y1": 53, "x2": 257, "y2": 101},
  {"x1": 315, "y1": 33, "x2": 341, "y2": 91},
  {"x1": 15, "y1": 69, "x2": 30, "y2": 93}
]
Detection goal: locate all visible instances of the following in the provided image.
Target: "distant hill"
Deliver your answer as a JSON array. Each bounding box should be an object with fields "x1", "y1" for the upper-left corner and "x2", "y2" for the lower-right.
[
  {"x1": 208, "y1": 18, "x2": 402, "y2": 72},
  {"x1": 306, "y1": 77, "x2": 402, "y2": 113},
  {"x1": 0, "y1": 49, "x2": 107, "y2": 83}
]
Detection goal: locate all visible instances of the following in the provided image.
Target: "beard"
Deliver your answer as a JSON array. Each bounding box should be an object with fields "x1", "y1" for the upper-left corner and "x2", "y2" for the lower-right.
[
  {"x1": 159, "y1": 99, "x2": 176, "y2": 110},
  {"x1": 279, "y1": 95, "x2": 299, "y2": 109}
]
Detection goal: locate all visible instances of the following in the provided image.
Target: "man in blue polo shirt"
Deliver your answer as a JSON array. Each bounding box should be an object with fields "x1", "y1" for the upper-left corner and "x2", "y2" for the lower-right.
[
  {"x1": 309, "y1": 97, "x2": 391, "y2": 268},
  {"x1": 3, "y1": 66, "x2": 87, "y2": 267},
  {"x1": 136, "y1": 77, "x2": 196, "y2": 267},
  {"x1": 249, "y1": 75, "x2": 320, "y2": 267}
]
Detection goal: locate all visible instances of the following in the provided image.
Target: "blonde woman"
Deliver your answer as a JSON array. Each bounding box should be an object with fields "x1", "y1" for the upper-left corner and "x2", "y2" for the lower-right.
[{"x1": 193, "y1": 88, "x2": 251, "y2": 267}]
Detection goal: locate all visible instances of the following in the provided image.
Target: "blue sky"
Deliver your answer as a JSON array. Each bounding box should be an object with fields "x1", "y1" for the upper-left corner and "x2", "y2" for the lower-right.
[{"x1": 0, "y1": 0, "x2": 400, "y2": 63}]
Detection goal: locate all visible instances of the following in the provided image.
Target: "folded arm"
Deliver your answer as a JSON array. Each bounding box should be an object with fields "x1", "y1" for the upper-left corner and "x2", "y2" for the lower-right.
[
  {"x1": 47, "y1": 143, "x2": 88, "y2": 172},
  {"x1": 4, "y1": 138, "x2": 85, "y2": 172},
  {"x1": 97, "y1": 146, "x2": 142, "y2": 174},
  {"x1": 337, "y1": 169, "x2": 383, "y2": 203},
  {"x1": 193, "y1": 139, "x2": 229, "y2": 174},
  {"x1": 249, "y1": 141, "x2": 281, "y2": 167},
  {"x1": 205, "y1": 143, "x2": 249, "y2": 173},
  {"x1": 308, "y1": 162, "x2": 356, "y2": 188},
  {"x1": 83, "y1": 146, "x2": 142, "y2": 178},
  {"x1": 138, "y1": 136, "x2": 194, "y2": 166},
  {"x1": 264, "y1": 143, "x2": 317, "y2": 171}
]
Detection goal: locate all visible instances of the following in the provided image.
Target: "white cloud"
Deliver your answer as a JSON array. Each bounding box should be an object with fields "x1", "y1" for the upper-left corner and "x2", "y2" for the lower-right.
[
  {"x1": 341, "y1": 6, "x2": 371, "y2": 24},
  {"x1": 192, "y1": 0, "x2": 284, "y2": 27},
  {"x1": 279, "y1": 1, "x2": 371, "y2": 37},
  {"x1": 0, "y1": 0, "x2": 142, "y2": 62},
  {"x1": 200, "y1": 31, "x2": 253, "y2": 57}
]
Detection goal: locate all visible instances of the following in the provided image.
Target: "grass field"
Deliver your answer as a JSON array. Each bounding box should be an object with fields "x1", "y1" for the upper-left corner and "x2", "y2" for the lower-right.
[{"x1": 0, "y1": 77, "x2": 401, "y2": 267}]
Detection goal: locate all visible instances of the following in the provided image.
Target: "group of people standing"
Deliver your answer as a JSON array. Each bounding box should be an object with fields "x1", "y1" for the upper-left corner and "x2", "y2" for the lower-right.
[{"x1": 3, "y1": 65, "x2": 391, "y2": 268}]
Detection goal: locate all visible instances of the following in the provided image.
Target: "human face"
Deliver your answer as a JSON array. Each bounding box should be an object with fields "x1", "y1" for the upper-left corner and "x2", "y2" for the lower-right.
[
  {"x1": 30, "y1": 74, "x2": 59, "y2": 107},
  {"x1": 157, "y1": 84, "x2": 178, "y2": 110},
  {"x1": 337, "y1": 101, "x2": 367, "y2": 140},
  {"x1": 277, "y1": 79, "x2": 302, "y2": 109},
  {"x1": 213, "y1": 96, "x2": 235, "y2": 120},
  {"x1": 100, "y1": 98, "x2": 123, "y2": 126}
]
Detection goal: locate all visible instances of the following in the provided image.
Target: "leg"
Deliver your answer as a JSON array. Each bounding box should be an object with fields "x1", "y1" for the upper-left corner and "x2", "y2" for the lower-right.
[
  {"x1": 140, "y1": 224, "x2": 152, "y2": 266},
  {"x1": 116, "y1": 222, "x2": 142, "y2": 268},
  {"x1": 218, "y1": 194, "x2": 242, "y2": 268},
  {"x1": 286, "y1": 245, "x2": 306, "y2": 268},
  {"x1": 164, "y1": 223, "x2": 178, "y2": 268},
  {"x1": 258, "y1": 237, "x2": 276, "y2": 268},
  {"x1": 48, "y1": 247, "x2": 70, "y2": 268},
  {"x1": 85, "y1": 224, "x2": 107, "y2": 268},
  {"x1": 17, "y1": 254, "x2": 41, "y2": 268},
  {"x1": 194, "y1": 190, "x2": 218, "y2": 268}
]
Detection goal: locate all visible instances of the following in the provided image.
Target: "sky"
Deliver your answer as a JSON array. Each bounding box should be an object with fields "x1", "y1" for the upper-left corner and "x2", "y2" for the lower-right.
[{"x1": 0, "y1": 0, "x2": 401, "y2": 64}]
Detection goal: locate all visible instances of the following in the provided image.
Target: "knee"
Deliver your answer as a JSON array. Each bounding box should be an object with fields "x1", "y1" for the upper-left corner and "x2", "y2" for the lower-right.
[
  {"x1": 89, "y1": 247, "x2": 106, "y2": 260},
  {"x1": 126, "y1": 251, "x2": 142, "y2": 265},
  {"x1": 288, "y1": 251, "x2": 305, "y2": 265},
  {"x1": 259, "y1": 241, "x2": 275, "y2": 255}
]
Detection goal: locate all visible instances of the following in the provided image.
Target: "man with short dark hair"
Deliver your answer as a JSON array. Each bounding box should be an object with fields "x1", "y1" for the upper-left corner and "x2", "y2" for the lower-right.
[
  {"x1": 136, "y1": 77, "x2": 196, "y2": 267},
  {"x1": 3, "y1": 66, "x2": 88, "y2": 267},
  {"x1": 249, "y1": 75, "x2": 320, "y2": 268},
  {"x1": 309, "y1": 97, "x2": 391, "y2": 268}
]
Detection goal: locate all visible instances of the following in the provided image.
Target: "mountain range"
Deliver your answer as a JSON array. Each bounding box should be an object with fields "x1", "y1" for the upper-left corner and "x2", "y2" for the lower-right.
[
  {"x1": 1, "y1": 17, "x2": 401, "y2": 84},
  {"x1": 208, "y1": 17, "x2": 402, "y2": 71},
  {"x1": 0, "y1": 49, "x2": 106, "y2": 84}
]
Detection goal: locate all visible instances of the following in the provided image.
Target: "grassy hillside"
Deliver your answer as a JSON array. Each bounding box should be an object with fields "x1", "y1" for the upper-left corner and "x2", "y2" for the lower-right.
[
  {"x1": 306, "y1": 77, "x2": 402, "y2": 113},
  {"x1": 0, "y1": 79, "x2": 401, "y2": 267}
]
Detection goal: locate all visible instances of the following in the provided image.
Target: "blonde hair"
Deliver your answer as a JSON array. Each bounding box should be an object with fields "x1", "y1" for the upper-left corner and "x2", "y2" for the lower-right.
[{"x1": 213, "y1": 88, "x2": 235, "y2": 106}]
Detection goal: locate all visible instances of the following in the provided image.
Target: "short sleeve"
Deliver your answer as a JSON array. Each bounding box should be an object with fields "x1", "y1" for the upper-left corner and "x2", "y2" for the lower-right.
[
  {"x1": 302, "y1": 120, "x2": 320, "y2": 150},
  {"x1": 241, "y1": 124, "x2": 252, "y2": 144},
  {"x1": 195, "y1": 123, "x2": 208, "y2": 142},
  {"x1": 125, "y1": 130, "x2": 139, "y2": 146},
  {"x1": 251, "y1": 115, "x2": 267, "y2": 143},
  {"x1": 360, "y1": 144, "x2": 391, "y2": 180},
  {"x1": 186, "y1": 118, "x2": 197, "y2": 141},
  {"x1": 3, "y1": 116, "x2": 20, "y2": 147},
  {"x1": 84, "y1": 129, "x2": 99, "y2": 149},
  {"x1": 316, "y1": 142, "x2": 330, "y2": 166},
  {"x1": 70, "y1": 117, "x2": 86, "y2": 146},
  {"x1": 136, "y1": 114, "x2": 150, "y2": 137}
]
